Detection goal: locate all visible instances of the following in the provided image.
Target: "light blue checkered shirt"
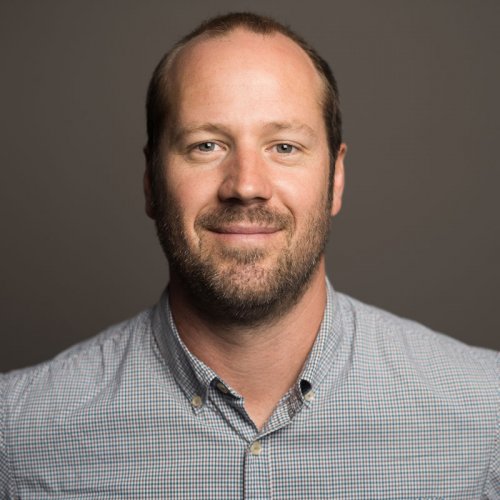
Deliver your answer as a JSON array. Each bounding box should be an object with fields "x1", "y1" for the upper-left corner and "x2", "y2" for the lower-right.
[{"x1": 1, "y1": 282, "x2": 499, "y2": 498}]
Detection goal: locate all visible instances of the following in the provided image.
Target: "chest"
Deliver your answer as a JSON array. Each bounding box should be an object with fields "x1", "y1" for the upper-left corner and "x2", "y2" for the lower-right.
[{"x1": 9, "y1": 391, "x2": 492, "y2": 499}]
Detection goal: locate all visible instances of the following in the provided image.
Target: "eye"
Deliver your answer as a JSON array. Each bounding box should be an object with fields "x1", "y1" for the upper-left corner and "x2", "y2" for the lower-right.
[
  {"x1": 194, "y1": 142, "x2": 220, "y2": 153},
  {"x1": 275, "y1": 143, "x2": 296, "y2": 154},
  {"x1": 186, "y1": 141, "x2": 225, "y2": 162}
]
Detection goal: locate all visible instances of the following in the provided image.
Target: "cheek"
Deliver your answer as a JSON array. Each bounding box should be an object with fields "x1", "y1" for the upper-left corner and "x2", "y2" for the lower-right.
[
  {"x1": 163, "y1": 172, "x2": 220, "y2": 232},
  {"x1": 277, "y1": 168, "x2": 330, "y2": 216},
  {"x1": 164, "y1": 157, "x2": 221, "y2": 199}
]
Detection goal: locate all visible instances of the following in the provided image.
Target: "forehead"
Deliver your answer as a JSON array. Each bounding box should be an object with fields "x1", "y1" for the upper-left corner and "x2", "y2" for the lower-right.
[
  {"x1": 166, "y1": 29, "x2": 325, "y2": 125},
  {"x1": 172, "y1": 28, "x2": 321, "y2": 81}
]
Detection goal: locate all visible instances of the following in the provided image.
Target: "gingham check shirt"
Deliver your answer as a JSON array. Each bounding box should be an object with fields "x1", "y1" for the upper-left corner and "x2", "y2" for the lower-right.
[{"x1": 1, "y1": 282, "x2": 499, "y2": 499}]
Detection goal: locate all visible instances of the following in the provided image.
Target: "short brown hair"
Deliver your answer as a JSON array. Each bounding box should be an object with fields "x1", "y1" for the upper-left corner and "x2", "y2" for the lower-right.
[{"x1": 145, "y1": 12, "x2": 342, "y2": 202}]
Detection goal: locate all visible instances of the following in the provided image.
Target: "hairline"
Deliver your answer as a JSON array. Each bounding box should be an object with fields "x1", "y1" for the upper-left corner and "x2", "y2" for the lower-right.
[
  {"x1": 156, "y1": 28, "x2": 330, "y2": 150},
  {"x1": 145, "y1": 14, "x2": 342, "y2": 210}
]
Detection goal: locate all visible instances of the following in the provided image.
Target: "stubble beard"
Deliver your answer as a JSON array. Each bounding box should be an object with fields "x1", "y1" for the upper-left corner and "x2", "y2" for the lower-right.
[{"x1": 155, "y1": 192, "x2": 331, "y2": 328}]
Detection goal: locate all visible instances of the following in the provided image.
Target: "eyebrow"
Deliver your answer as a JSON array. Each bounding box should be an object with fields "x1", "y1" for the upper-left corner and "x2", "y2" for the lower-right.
[
  {"x1": 172, "y1": 123, "x2": 231, "y2": 144},
  {"x1": 172, "y1": 121, "x2": 317, "y2": 145},
  {"x1": 262, "y1": 121, "x2": 317, "y2": 138}
]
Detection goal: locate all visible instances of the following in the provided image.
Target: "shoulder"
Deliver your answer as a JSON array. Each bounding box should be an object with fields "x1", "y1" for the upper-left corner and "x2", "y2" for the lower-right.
[
  {"x1": 0, "y1": 308, "x2": 156, "y2": 496},
  {"x1": 333, "y1": 292, "x2": 500, "y2": 494},
  {"x1": 336, "y1": 292, "x2": 499, "y2": 399},
  {"x1": 1, "y1": 308, "x2": 155, "y2": 416}
]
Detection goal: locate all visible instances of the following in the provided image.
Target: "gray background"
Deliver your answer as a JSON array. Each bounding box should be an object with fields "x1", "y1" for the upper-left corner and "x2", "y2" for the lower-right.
[{"x1": 1, "y1": 0, "x2": 499, "y2": 372}]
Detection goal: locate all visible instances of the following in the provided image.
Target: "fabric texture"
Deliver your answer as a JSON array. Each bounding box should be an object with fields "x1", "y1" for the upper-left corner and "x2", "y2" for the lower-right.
[{"x1": 1, "y1": 281, "x2": 499, "y2": 499}]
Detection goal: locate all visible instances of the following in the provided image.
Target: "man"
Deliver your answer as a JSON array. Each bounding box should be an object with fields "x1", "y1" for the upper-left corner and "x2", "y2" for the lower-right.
[{"x1": 1, "y1": 12, "x2": 498, "y2": 499}]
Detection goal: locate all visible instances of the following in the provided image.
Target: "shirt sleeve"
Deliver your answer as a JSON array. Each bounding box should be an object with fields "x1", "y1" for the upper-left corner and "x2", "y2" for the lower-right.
[
  {"x1": 0, "y1": 374, "x2": 9, "y2": 498},
  {"x1": 483, "y1": 352, "x2": 500, "y2": 497}
]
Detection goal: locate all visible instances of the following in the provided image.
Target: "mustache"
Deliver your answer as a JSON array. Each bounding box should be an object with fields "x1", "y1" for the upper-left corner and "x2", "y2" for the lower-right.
[{"x1": 196, "y1": 205, "x2": 293, "y2": 231}]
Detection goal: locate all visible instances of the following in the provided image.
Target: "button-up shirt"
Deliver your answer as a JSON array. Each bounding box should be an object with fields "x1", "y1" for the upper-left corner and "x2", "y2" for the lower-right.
[{"x1": 1, "y1": 282, "x2": 499, "y2": 498}]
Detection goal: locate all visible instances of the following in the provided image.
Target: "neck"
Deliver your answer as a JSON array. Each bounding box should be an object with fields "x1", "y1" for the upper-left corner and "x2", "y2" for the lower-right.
[{"x1": 168, "y1": 260, "x2": 328, "y2": 429}]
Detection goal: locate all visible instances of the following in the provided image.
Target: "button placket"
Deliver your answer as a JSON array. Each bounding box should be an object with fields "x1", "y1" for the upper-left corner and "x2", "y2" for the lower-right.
[
  {"x1": 249, "y1": 440, "x2": 262, "y2": 456},
  {"x1": 244, "y1": 437, "x2": 270, "y2": 498}
]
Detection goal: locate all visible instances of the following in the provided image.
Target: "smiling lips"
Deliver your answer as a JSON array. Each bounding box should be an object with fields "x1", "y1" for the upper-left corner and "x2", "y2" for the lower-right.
[
  {"x1": 197, "y1": 206, "x2": 291, "y2": 243},
  {"x1": 208, "y1": 224, "x2": 283, "y2": 244},
  {"x1": 212, "y1": 224, "x2": 280, "y2": 235}
]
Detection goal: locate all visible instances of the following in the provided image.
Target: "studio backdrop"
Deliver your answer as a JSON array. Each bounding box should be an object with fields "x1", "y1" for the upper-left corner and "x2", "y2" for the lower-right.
[{"x1": 1, "y1": 0, "x2": 499, "y2": 371}]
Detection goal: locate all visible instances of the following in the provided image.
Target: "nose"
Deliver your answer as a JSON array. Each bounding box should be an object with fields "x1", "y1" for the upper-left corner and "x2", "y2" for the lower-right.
[{"x1": 217, "y1": 148, "x2": 273, "y2": 204}]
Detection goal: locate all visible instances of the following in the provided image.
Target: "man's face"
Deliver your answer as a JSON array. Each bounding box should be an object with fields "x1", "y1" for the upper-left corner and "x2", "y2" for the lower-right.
[{"x1": 147, "y1": 29, "x2": 345, "y2": 325}]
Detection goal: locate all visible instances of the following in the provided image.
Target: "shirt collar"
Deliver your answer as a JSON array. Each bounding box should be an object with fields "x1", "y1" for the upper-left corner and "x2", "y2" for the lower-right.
[
  {"x1": 151, "y1": 279, "x2": 347, "y2": 403},
  {"x1": 151, "y1": 290, "x2": 218, "y2": 403},
  {"x1": 299, "y1": 279, "x2": 346, "y2": 389}
]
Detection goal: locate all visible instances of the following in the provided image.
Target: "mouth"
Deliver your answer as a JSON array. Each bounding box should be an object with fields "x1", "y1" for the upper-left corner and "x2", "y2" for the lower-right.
[
  {"x1": 210, "y1": 224, "x2": 281, "y2": 235},
  {"x1": 196, "y1": 206, "x2": 292, "y2": 246},
  {"x1": 204, "y1": 224, "x2": 284, "y2": 247}
]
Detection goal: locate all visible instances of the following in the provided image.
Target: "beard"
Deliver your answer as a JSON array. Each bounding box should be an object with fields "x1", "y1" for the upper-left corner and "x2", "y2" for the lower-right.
[{"x1": 154, "y1": 190, "x2": 331, "y2": 327}]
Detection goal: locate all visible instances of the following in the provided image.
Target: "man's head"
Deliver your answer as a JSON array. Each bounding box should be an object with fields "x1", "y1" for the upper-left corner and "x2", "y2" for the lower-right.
[
  {"x1": 143, "y1": 12, "x2": 346, "y2": 326},
  {"x1": 145, "y1": 12, "x2": 343, "y2": 208}
]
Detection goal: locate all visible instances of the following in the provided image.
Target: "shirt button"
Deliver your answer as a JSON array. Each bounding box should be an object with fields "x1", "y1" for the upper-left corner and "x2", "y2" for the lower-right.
[
  {"x1": 191, "y1": 395, "x2": 203, "y2": 408},
  {"x1": 250, "y1": 441, "x2": 262, "y2": 456},
  {"x1": 216, "y1": 382, "x2": 229, "y2": 394},
  {"x1": 304, "y1": 390, "x2": 316, "y2": 402}
]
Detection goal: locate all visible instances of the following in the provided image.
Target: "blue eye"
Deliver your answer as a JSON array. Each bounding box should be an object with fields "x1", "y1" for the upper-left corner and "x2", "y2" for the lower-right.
[
  {"x1": 196, "y1": 142, "x2": 217, "y2": 152},
  {"x1": 275, "y1": 143, "x2": 295, "y2": 154}
]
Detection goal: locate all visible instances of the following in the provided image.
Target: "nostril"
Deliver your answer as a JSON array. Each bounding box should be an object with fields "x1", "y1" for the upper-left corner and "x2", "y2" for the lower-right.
[{"x1": 217, "y1": 164, "x2": 273, "y2": 203}]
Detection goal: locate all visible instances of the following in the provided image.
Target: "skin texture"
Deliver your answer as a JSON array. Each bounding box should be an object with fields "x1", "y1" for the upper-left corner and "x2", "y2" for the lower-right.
[{"x1": 144, "y1": 28, "x2": 346, "y2": 429}]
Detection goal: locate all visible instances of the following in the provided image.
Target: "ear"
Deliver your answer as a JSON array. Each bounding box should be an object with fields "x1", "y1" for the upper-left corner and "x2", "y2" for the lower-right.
[
  {"x1": 331, "y1": 143, "x2": 347, "y2": 217},
  {"x1": 143, "y1": 146, "x2": 156, "y2": 220}
]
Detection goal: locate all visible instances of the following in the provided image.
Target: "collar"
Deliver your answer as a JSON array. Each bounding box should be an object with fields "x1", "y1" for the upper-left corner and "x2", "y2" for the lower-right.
[
  {"x1": 151, "y1": 279, "x2": 347, "y2": 407},
  {"x1": 297, "y1": 279, "x2": 347, "y2": 403}
]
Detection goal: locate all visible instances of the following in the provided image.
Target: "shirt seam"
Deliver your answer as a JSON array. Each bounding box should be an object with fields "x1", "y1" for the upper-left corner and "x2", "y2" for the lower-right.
[{"x1": 481, "y1": 351, "x2": 500, "y2": 497}]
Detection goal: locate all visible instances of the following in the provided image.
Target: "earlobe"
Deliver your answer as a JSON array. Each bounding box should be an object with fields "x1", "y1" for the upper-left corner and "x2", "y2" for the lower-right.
[{"x1": 331, "y1": 143, "x2": 347, "y2": 217}]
